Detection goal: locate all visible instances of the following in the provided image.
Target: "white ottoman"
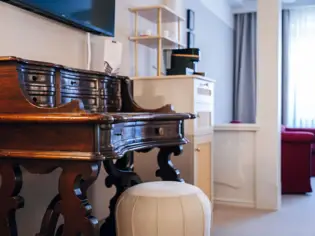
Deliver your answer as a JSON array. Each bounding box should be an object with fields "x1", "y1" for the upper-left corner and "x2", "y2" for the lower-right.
[{"x1": 115, "y1": 181, "x2": 212, "y2": 236}]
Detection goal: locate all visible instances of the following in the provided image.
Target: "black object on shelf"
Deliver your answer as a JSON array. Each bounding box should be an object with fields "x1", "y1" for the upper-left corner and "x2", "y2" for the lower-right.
[
  {"x1": 165, "y1": 48, "x2": 201, "y2": 76},
  {"x1": 187, "y1": 9, "x2": 195, "y2": 31},
  {"x1": 187, "y1": 32, "x2": 195, "y2": 48}
]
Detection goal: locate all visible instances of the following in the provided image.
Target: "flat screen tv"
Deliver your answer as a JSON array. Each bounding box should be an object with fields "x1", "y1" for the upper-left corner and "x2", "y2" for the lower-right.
[{"x1": 1, "y1": 0, "x2": 116, "y2": 37}]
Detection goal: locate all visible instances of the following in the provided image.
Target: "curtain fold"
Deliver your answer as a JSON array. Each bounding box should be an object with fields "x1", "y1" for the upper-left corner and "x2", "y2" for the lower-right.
[
  {"x1": 283, "y1": 7, "x2": 315, "y2": 127},
  {"x1": 233, "y1": 13, "x2": 257, "y2": 123}
]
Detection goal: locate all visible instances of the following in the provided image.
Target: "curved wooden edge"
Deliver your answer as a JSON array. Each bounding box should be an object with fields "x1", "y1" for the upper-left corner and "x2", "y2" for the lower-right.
[
  {"x1": 0, "y1": 150, "x2": 104, "y2": 161},
  {"x1": 120, "y1": 76, "x2": 176, "y2": 113},
  {"x1": 0, "y1": 112, "x2": 113, "y2": 123},
  {"x1": 33, "y1": 100, "x2": 86, "y2": 113},
  {"x1": 0, "y1": 112, "x2": 194, "y2": 123},
  {"x1": 0, "y1": 56, "x2": 112, "y2": 76},
  {"x1": 106, "y1": 138, "x2": 189, "y2": 159}
]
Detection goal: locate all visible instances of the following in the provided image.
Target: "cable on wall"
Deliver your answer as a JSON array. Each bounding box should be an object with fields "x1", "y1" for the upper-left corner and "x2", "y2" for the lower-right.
[{"x1": 87, "y1": 32, "x2": 92, "y2": 70}]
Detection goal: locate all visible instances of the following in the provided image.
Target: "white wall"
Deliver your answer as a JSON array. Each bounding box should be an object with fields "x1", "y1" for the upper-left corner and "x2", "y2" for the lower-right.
[
  {"x1": 200, "y1": 0, "x2": 234, "y2": 27},
  {"x1": 215, "y1": 0, "x2": 282, "y2": 210},
  {"x1": 213, "y1": 125, "x2": 259, "y2": 208},
  {"x1": 255, "y1": 0, "x2": 282, "y2": 210}
]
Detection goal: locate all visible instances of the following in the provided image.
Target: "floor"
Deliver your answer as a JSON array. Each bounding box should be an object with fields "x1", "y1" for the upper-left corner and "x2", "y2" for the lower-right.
[{"x1": 212, "y1": 180, "x2": 315, "y2": 236}]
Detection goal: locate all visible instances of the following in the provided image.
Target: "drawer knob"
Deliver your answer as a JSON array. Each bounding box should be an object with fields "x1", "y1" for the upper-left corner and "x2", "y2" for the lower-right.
[
  {"x1": 70, "y1": 80, "x2": 77, "y2": 85},
  {"x1": 32, "y1": 75, "x2": 38, "y2": 81},
  {"x1": 195, "y1": 148, "x2": 201, "y2": 152},
  {"x1": 158, "y1": 128, "x2": 164, "y2": 136}
]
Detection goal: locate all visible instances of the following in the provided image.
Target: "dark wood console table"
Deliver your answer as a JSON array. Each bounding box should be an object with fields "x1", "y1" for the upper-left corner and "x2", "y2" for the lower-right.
[{"x1": 0, "y1": 57, "x2": 194, "y2": 236}]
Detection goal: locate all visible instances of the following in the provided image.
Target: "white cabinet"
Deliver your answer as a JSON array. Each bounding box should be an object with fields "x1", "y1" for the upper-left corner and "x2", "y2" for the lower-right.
[{"x1": 132, "y1": 75, "x2": 215, "y2": 201}]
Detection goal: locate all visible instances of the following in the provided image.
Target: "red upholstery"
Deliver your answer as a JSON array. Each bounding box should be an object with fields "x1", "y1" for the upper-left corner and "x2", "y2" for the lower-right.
[
  {"x1": 285, "y1": 127, "x2": 315, "y2": 176},
  {"x1": 281, "y1": 127, "x2": 314, "y2": 194},
  {"x1": 230, "y1": 120, "x2": 241, "y2": 124}
]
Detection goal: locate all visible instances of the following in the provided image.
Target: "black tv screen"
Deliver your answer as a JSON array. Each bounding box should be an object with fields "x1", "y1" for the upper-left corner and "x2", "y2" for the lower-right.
[{"x1": 2, "y1": 0, "x2": 116, "y2": 36}]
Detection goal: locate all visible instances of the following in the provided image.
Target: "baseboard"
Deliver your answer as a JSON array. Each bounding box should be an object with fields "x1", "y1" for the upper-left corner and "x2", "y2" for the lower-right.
[{"x1": 214, "y1": 197, "x2": 255, "y2": 208}]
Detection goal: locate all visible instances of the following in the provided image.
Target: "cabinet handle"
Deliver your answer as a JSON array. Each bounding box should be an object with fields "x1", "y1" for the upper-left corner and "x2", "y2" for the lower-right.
[
  {"x1": 195, "y1": 148, "x2": 201, "y2": 152},
  {"x1": 199, "y1": 83, "x2": 208, "y2": 87}
]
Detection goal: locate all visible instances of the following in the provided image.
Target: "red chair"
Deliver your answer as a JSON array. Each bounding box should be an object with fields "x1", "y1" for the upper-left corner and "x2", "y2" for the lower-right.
[
  {"x1": 230, "y1": 120, "x2": 241, "y2": 124},
  {"x1": 281, "y1": 126, "x2": 314, "y2": 193},
  {"x1": 285, "y1": 127, "x2": 315, "y2": 176}
]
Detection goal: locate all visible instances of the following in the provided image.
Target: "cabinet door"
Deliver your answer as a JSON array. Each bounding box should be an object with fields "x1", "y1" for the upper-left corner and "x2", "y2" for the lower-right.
[
  {"x1": 194, "y1": 102, "x2": 214, "y2": 136},
  {"x1": 194, "y1": 136, "x2": 213, "y2": 201}
]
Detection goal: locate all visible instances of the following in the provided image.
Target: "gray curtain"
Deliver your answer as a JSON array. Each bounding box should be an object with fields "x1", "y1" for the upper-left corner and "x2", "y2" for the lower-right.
[
  {"x1": 281, "y1": 10, "x2": 291, "y2": 126},
  {"x1": 233, "y1": 13, "x2": 257, "y2": 123}
]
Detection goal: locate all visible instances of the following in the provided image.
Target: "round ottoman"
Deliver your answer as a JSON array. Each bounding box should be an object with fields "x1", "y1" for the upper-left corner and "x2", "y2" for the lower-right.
[{"x1": 115, "y1": 181, "x2": 212, "y2": 236}]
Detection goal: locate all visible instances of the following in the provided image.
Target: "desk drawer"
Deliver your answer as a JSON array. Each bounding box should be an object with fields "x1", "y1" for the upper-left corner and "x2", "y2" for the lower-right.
[
  {"x1": 20, "y1": 72, "x2": 55, "y2": 85},
  {"x1": 24, "y1": 84, "x2": 56, "y2": 108},
  {"x1": 194, "y1": 102, "x2": 213, "y2": 135},
  {"x1": 60, "y1": 70, "x2": 99, "y2": 94},
  {"x1": 61, "y1": 93, "x2": 99, "y2": 112},
  {"x1": 99, "y1": 77, "x2": 121, "y2": 96},
  {"x1": 28, "y1": 94, "x2": 55, "y2": 108},
  {"x1": 99, "y1": 96, "x2": 122, "y2": 112},
  {"x1": 18, "y1": 65, "x2": 56, "y2": 85},
  {"x1": 194, "y1": 79, "x2": 214, "y2": 103}
]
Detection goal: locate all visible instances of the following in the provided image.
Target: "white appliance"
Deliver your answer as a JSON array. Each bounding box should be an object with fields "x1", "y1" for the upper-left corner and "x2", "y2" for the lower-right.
[{"x1": 103, "y1": 39, "x2": 123, "y2": 75}]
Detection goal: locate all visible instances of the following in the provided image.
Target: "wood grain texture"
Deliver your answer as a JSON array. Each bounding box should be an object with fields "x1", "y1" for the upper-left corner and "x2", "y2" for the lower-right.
[{"x1": 0, "y1": 123, "x2": 95, "y2": 152}]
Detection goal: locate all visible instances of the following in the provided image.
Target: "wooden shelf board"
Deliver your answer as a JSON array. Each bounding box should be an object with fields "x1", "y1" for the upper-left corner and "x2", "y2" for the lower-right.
[
  {"x1": 129, "y1": 5, "x2": 185, "y2": 23},
  {"x1": 129, "y1": 35, "x2": 186, "y2": 48},
  {"x1": 132, "y1": 75, "x2": 216, "y2": 83}
]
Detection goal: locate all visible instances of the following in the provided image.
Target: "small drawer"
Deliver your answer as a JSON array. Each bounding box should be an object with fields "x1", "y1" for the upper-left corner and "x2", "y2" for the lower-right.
[
  {"x1": 61, "y1": 71, "x2": 99, "y2": 91},
  {"x1": 25, "y1": 84, "x2": 56, "y2": 95},
  {"x1": 61, "y1": 94, "x2": 99, "y2": 112},
  {"x1": 111, "y1": 124, "x2": 135, "y2": 144},
  {"x1": 100, "y1": 86, "x2": 121, "y2": 96},
  {"x1": 99, "y1": 96, "x2": 122, "y2": 112},
  {"x1": 194, "y1": 79, "x2": 214, "y2": 103},
  {"x1": 99, "y1": 78, "x2": 121, "y2": 95},
  {"x1": 18, "y1": 64, "x2": 56, "y2": 84},
  {"x1": 29, "y1": 95, "x2": 55, "y2": 108},
  {"x1": 19, "y1": 71, "x2": 56, "y2": 85}
]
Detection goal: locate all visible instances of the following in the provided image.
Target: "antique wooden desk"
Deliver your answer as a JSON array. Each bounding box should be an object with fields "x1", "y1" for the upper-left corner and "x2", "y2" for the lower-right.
[{"x1": 0, "y1": 57, "x2": 194, "y2": 236}]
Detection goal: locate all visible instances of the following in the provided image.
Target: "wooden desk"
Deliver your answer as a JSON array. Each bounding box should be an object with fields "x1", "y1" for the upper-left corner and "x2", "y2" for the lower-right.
[{"x1": 0, "y1": 57, "x2": 194, "y2": 236}]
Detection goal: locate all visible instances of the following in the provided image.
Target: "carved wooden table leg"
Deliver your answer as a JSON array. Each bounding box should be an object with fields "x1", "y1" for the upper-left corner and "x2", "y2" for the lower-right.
[
  {"x1": 0, "y1": 162, "x2": 24, "y2": 236},
  {"x1": 36, "y1": 161, "x2": 100, "y2": 236},
  {"x1": 100, "y1": 154, "x2": 142, "y2": 236},
  {"x1": 156, "y1": 145, "x2": 184, "y2": 182},
  {"x1": 36, "y1": 194, "x2": 61, "y2": 236}
]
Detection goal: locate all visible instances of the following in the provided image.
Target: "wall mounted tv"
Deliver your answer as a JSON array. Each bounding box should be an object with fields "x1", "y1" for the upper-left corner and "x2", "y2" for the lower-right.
[{"x1": 2, "y1": 0, "x2": 116, "y2": 37}]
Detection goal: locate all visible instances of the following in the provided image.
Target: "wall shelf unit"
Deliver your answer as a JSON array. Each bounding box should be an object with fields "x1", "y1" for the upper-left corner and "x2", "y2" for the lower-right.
[
  {"x1": 129, "y1": 5, "x2": 185, "y2": 76},
  {"x1": 129, "y1": 35, "x2": 186, "y2": 48}
]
